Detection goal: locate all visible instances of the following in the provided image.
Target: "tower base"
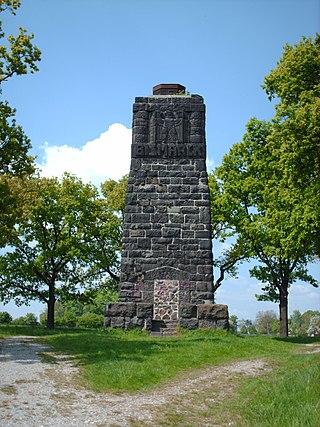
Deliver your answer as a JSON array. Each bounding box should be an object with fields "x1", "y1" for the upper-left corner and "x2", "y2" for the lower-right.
[{"x1": 104, "y1": 302, "x2": 229, "y2": 333}]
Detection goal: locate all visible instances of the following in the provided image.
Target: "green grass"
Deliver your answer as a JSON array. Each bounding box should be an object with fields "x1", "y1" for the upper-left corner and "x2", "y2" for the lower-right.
[
  {"x1": 235, "y1": 353, "x2": 320, "y2": 427},
  {"x1": 1, "y1": 325, "x2": 319, "y2": 426},
  {"x1": 41, "y1": 329, "x2": 296, "y2": 392},
  {"x1": 0, "y1": 324, "x2": 84, "y2": 337}
]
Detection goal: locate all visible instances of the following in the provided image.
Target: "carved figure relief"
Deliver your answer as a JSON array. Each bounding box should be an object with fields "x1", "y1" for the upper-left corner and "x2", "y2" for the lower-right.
[
  {"x1": 148, "y1": 109, "x2": 190, "y2": 144},
  {"x1": 158, "y1": 110, "x2": 182, "y2": 142}
]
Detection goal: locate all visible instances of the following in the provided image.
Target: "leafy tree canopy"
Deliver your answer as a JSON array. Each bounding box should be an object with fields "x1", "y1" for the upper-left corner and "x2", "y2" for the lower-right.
[
  {"x1": 209, "y1": 34, "x2": 320, "y2": 336},
  {"x1": 0, "y1": 0, "x2": 41, "y2": 246},
  {"x1": 101, "y1": 175, "x2": 128, "y2": 221},
  {"x1": 0, "y1": 0, "x2": 41, "y2": 84},
  {"x1": 0, "y1": 174, "x2": 121, "y2": 328}
]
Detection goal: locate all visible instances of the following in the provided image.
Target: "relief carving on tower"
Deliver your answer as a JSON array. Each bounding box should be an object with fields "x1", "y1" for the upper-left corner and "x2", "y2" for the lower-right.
[{"x1": 148, "y1": 110, "x2": 190, "y2": 144}]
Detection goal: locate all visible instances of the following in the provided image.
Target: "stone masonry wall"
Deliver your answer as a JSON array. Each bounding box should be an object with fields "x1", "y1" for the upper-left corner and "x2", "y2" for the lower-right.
[{"x1": 105, "y1": 89, "x2": 229, "y2": 332}]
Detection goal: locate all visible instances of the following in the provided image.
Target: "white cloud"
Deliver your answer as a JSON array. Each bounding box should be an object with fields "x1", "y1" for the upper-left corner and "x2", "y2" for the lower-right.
[
  {"x1": 38, "y1": 126, "x2": 216, "y2": 188},
  {"x1": 38, "y1": 123, "x2": 132, "y2": 186}
]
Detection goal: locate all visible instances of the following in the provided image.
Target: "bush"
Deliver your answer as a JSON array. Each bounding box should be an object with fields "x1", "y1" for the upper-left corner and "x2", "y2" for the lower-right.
[
  {"x1": 77, "y1": 313, "x2": 104, "y2": 328},
  {"x1": 12, "y1": 313, "x2": 38, "y2": 326},
  {"x1": 55, "y1": 312, "x2": 78, "y2": 328},
  {"x1": 0, "y1": 311, "x2": 13, "y2": 324}
]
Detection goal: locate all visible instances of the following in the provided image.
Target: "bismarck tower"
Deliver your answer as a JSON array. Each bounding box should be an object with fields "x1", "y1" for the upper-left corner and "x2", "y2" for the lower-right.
[{"x1": 105, "y1": 84, "x2": 229, "y2": 334}]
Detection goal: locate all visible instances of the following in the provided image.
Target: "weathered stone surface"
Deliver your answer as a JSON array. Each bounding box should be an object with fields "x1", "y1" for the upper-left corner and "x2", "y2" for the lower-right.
[
  {"x1": 106, "y1": 302, "x2": 136, "y2": 317},
  {"x1": 110, "y1": 317, "x2": 125, "y2": 328},
  {"x1": 179, "y1": 318, "x2": 199, "y2": 329},
  {"x1": 125, "y1": 316, "x2": 145, "y2": 329},
  {"x1": 197, "y1": 304, "x2": 229, "y2": 320},
  {"x1": 105, "y1": 85, "x2": 229, "y2": 332},
  {"x1": 198, "y1": 319, "x2": 217, "y2": 329},
  {"x1": 136, "y1": 303, "x2": 153, "y2": 318},
  {"x1": 216, "y1": 319, "x2": 229, "y2": 330},
  {"x1": 180, "y1": 304, "x2": 197, "y2": 318}
]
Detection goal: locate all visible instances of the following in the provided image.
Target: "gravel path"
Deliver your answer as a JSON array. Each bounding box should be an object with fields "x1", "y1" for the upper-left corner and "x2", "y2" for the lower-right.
[{"x1": 0, "y1": 336, "x2": 270, "y2": 427}]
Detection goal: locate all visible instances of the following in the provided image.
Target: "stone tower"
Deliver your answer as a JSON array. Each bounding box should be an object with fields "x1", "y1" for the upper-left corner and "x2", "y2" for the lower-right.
[{"x1": 105, "y1": 84, "x2": 228, "y2": 333}]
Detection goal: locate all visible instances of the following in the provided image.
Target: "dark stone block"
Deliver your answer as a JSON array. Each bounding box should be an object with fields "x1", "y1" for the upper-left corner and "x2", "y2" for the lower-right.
[
  {"x1": 129, "y1": 229, "x2": 145, "y2": 237},
  {"x1": 106, "y1": 302, "x2": 137, "y2": 317},
  {"x1": 137, "y1": 303, "x2": 153, "y2": 318},
  {"x1": 180, "y1": 207, "x2": 199, "y2": 215},
  {"x1": 181, "y1": 230, "x2": 195, "y2": 238},
  {"x1": 199, "y1": 239, "x2": 212, "y2": 250},
  {"x1": 152, "y1": 213, "x2": 169, "y2": 223},
  {"x1": 195, "y1": 230, "x2": 210, "y2": 238},
  {"x1": 197, "y1": 265, "x2": 213, "y2": 275},
  {"x1": 196, "y1": 282, "x2": 210, "y2": 292},
  {"x1": 184, "y1": 214, "x2": 199, "y2": 224},
  {"x1": 163, "y1": 227, "x2": 181, "y2": 238},
  {"x1": 137, "y1": 239, "x2": 151, "y2": 249},
  {"x1": 179, "y1": 318, "x2": 199, "y2": 329},
  {"x1": 143, "y1": 206, "x2": 155, "y2": 213},
  {"x1": 197, "y1": 304, "x2": 229, "y2": 320},
  {"x1": 198, "y1": 319, "x2": 217, "y2": 329},
  {"x1": 111, "y1": 317, "x2": 125, "y2": 328},
  {"x1": 125, "y1": 205, "x2": 141, "y2": 213},
  {"x1": 146, "y1": 229, "x2": 162, "y2": 241},
  {"x1": 131, "y1": 213, "x2": 151, "y2": 223},
  {"x1": 180, "y1": 304, "x2": 197, "y2": 318},
  {"x1": 216, "y1": 319, "x2": 229, "y2": 330},
  {"x1": 168, "y1": 214, "x2": 185, "y2": 224},
  {"x1": 141, "y1": 290, "x2": 154, "y2": 303},
  {"x1": 125, "y1": 316, "x2": 145, "y2": 329},
  {"x1": 119, "y1": 282, "x2": 135, "y2": 291}
]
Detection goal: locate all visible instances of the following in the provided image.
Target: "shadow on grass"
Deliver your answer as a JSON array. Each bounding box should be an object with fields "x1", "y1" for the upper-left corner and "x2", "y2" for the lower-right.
[
  {"x1": 45, "y1": 330, "x2": 225, "y2": 366},
  {"x1": 273, "y1": 336, "x2": 320, "y2": 344},
  {"x1": 0, "y1": 324, "x2": 92, "y2": 336}
]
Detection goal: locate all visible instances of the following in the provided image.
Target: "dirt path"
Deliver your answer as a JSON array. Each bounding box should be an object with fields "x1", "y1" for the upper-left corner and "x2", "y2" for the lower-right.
[{"x1": 0, "y1": 336, "x2": 270, "y2": 427}]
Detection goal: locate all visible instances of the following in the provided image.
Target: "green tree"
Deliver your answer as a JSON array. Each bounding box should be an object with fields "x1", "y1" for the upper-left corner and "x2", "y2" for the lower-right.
[
  {"x1": 210, "y1": 35, "x2": 319, "y2": 337},
  {"x1": 0, "y1": 174, "x2": 120, "y2": 329},
  {"x1": 0, "y1": 310, "x2": 12, "y2": 323},
  {"x1": 255, "y1": 310, "x2": 278, "y2": 335},
  {"x1": 239, "y1": 319, "x2": 253, "y2": 335},
  {"x1": 77, "y1": 312, "x2": 104, "y2": 328},
  {"x1": 12, "y1": 312, "x2": 37, "y2": 326},
  {"x1": 0, "y1": 0, "x2": 41, "y2": 247},
  {"x1": 0, "y1": 1, "x2": 41, "y2": 83},
  {"x1": 262, "y1": 35, "x2": 320, "y2": 257},
  {"x1": 92, "y1": 175, "x2": 128, "y2": 282},
  {"x1": 40, "y1": 288, "x2": 118, "y2": 327},
  {"x1": 249, "y1": 325, "x2": 258, "y2": 335},
  {"x1": 101, "y1": 175, "x2": 128, "y2": 222},
  {"x1": 228, "y1": 314, "x2": 239, "y2": 334},
  {"x1": 289, "y1": 310, "x2": 304, "y2": 336},
  {"x1": 271, "y1": 319, "x2": 280, "y2": 335}
]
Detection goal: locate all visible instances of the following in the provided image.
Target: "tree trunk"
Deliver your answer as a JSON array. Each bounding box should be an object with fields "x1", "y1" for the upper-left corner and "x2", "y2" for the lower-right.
[
  {"x1": 279, "y1": 287, "x2": 288, "y2": 337},
  {"x1": 47, "y1": 282, "x2": 55, "y2": 329}
]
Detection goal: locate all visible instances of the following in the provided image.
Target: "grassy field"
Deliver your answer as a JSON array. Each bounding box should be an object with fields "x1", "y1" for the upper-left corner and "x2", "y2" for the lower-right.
[{"x1": 1, "y1": 325, "x2": 319, "y2": 426}]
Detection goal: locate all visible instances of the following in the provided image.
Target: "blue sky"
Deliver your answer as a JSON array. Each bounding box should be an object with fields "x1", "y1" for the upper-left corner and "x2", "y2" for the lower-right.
[{"x1": 1, "y1": 0, "x2": 319, "y2": 320}]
